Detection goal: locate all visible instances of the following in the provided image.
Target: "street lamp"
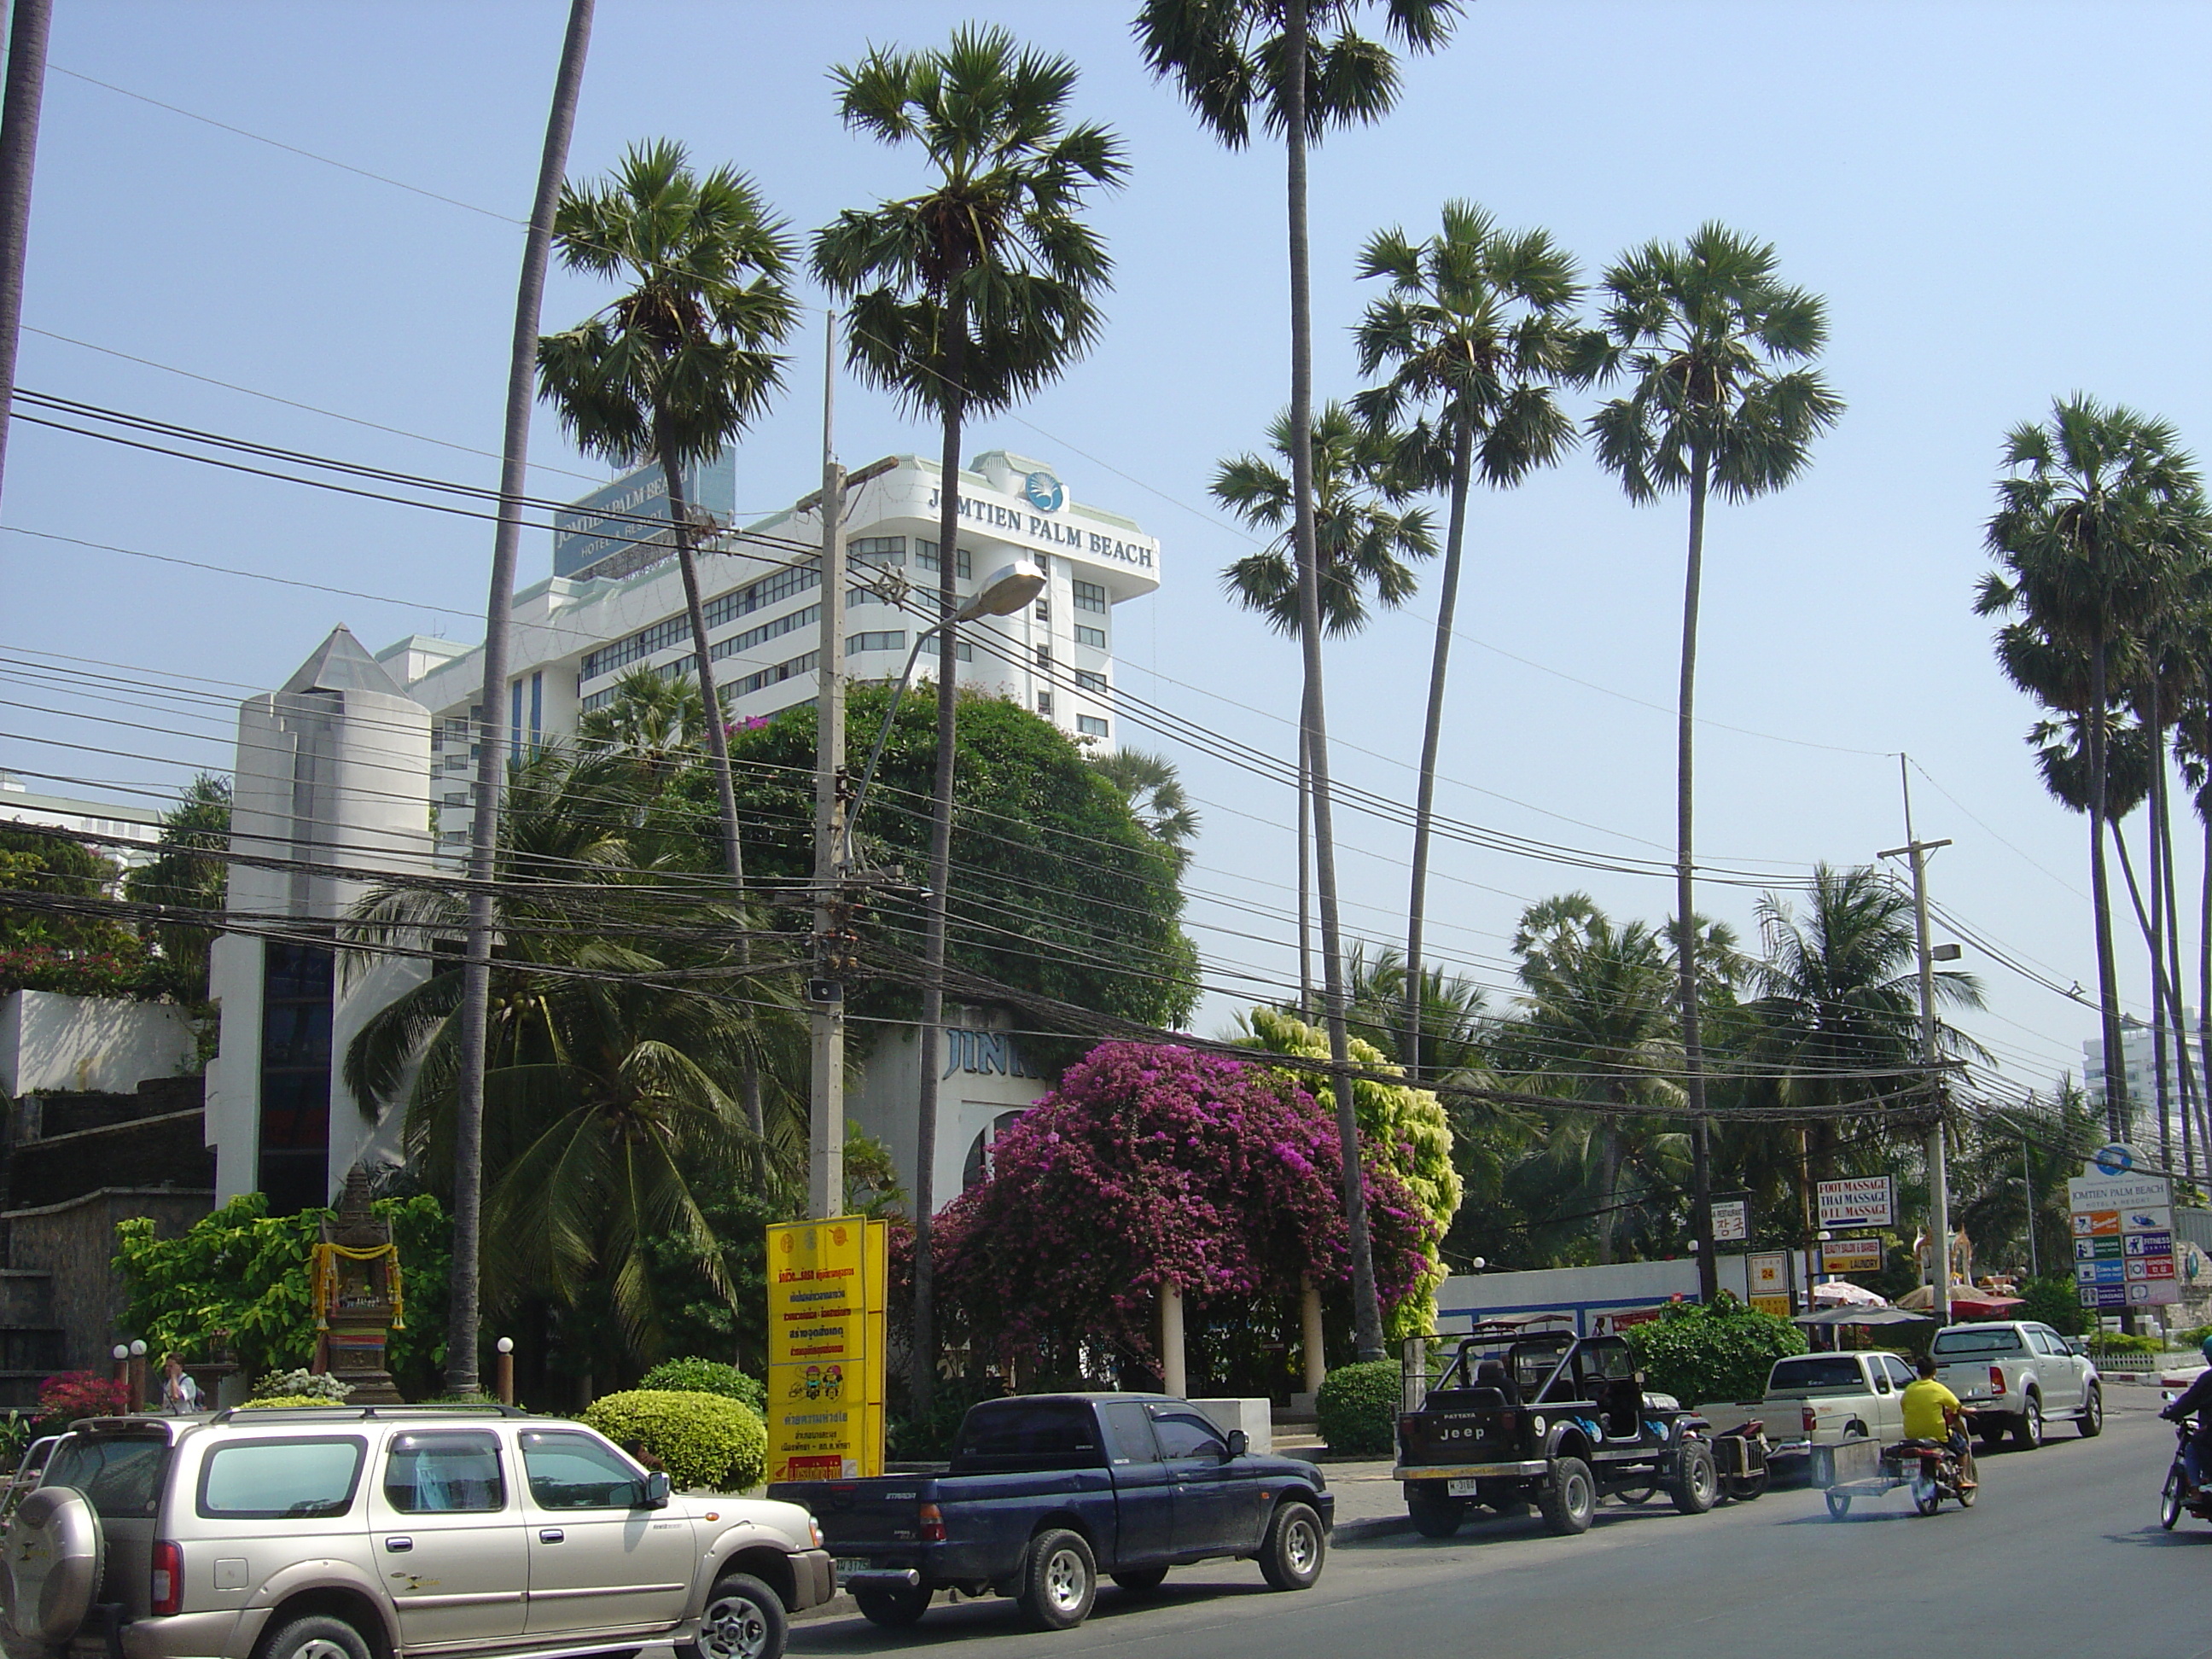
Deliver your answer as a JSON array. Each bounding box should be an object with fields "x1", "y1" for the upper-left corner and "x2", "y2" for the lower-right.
[{"x1": 840, "y1": 557, "x2": 1047, "y2": 864}]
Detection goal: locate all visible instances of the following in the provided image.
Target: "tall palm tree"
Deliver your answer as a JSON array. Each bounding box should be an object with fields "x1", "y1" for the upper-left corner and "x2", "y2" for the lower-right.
[
  {"x1": 1493, "y1": 894, "x2": 1684, "y2": 1264},
  {"x1": 450, "y1": 0, "x2": 593, "y2": 1399},
  {"x1": 1087, "y1": 747, "x2": 1201, "y2": 870},
  {"x1": 577, "y1": 664, "x2": 710, "y2": 786},
  {"x1": 1216, "y1": 402, "x2": 1434, "y2": 1019},
  {"x1": 1138, "y1": 0, "x2": 1459, "y2": 1365},
  {"x1": 812, "y1": 27, "x2": 1126, "y2": 1412},
  {"x1": 1336, "y1": 940, "x2": 1487, "y2": 1078},
  {"x1": 1584, "y1": 224, "x2": 1842, "y2": 1297},
  {"x1": 1351, "y1": 201, "x2": 1582, "y2": 1081},
  {"x1": 1975, "y1": 395, "x2": 2205, "y2": 1139}
]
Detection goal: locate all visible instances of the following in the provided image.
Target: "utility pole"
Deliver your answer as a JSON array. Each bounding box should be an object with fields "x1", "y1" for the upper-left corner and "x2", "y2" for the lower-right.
[
  {"x1": 809, "y1": 311, "x2": 847, "y2": 1221},
  {"x1": 0, "y1": 0, "x2": 49, "y2": 508},
  {"x1": 1883, "y1": 755, "x2": 1953, "y2": 1325}
]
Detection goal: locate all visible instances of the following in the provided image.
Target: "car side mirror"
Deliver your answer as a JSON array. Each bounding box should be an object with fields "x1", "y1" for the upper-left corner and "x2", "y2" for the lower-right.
[
  {"x1": 1223, "y1": 1429, "x2": 1248, "y2": 1460},
  {"x1": 643, "y1": 1470, "x2": 672, "y2": 1509}
]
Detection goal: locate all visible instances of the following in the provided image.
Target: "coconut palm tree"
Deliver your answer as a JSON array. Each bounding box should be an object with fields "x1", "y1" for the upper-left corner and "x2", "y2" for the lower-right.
[
  {"x1": 1351, "y1": 201, "x2": 1583, "y2": 1081},
  {"x1": 1583, "y1": 224, "x2": 1842, "y2": 1296},
  {"x1": 1215, "y1": 401, "x2": 1434, "y2": 1022},
  {"x1": 812, "y1": 26, "x2": 1126, "y2": 1411},
  {"x1": 1137, "y1": 0, "x2": 1460, "y2": 1365},
  {"x1": 1975, "y1": 395, "x2": 2206, "y2": 1139},
  {"x1": 1336, "y1": 940, "x2": 1487, "y2": 1078}
]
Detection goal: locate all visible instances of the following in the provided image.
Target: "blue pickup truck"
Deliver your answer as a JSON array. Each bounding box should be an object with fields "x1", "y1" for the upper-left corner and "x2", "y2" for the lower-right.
[{"x1": 765, "y1": 1392, "x2": 1333, "y2": 1631}]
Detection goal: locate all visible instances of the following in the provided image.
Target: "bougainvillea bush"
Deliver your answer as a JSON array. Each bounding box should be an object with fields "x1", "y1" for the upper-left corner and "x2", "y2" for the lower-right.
[
  {"x1": 934, "y1": 1043, "x2": 1431, "y2": 1381},
  {"x1": 36, "y1": 1371, "x2": 129, "y2": 1429},
  {"x1": 1239, "y1": 1008, "x2": 1463, "y2": 1338}
]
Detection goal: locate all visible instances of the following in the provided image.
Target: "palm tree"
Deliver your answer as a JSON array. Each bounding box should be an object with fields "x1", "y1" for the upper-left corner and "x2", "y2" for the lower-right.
[
  {"x1": 122, "y1": 772, "x2": 231, "y2": 998},
  {"x1": 449, "y1": 0, "x2": 593, "y2": 1399},
  {"x1": 1215, "y1": 401, "x2": 1435, "y2": 1016},
  {"x1": 1137, "y1": 0, "x2": 1460, "y2": 1365},
  {"x1": 1351, "y1": 201, "x2": 1582, "y2": 1081},
  {"x1": 578, "y1": 665, "x2": 710, "y2": 787},
  {"x1": 1492, "y1": 894, "x2": 1684, "y2": 1263},
  {"x1": 1975, "y1": 395, "x2": 2206, "y2": 1139},
  {"x1": 1087, "y1": 747, "x2": 1200, "y2": 870},
  {"x1": 1337, "y1": 940, "x2": 1487, "y2": 1078},
  {"x1": 1584, "y1": 224, "x2": 1842, "y2": 1297},
  {"x1": 812, "y1": 26, "x2": 1126, "y2": 1412}
]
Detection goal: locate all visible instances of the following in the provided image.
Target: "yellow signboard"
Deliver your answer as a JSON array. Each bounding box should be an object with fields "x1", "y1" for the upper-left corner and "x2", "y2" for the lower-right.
[{"x1": 765, "y1": 1217, "x2": 887, "y2": 1482}]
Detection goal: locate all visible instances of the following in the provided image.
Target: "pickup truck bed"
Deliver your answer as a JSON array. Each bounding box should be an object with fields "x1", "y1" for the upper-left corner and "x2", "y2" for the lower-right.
[{"x1": 768, "y1": 1392, "x2": 1331, "y2": 1631}]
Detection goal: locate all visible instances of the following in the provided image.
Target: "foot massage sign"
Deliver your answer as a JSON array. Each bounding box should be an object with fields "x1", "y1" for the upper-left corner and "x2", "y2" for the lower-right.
[{"x1": 765, "y1": 1217, "x2": 888, "y2": 1481}]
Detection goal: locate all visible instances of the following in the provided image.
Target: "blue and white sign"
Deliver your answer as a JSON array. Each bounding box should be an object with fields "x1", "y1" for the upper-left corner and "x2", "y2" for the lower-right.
[
  {"x1": 1022, "y1": 470, "x2": 1065, "y2": 512},
  {"x1": 2093, "y1": 1142, "x2": 2139, "y2": 1178}
]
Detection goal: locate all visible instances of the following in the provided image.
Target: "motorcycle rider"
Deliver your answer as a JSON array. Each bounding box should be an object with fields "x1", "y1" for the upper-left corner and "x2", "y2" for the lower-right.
[
  {"x1": 2158, "y1": 1335, "x2": 2212, "y2": 1491},
  {"x1": 1901, "y1": 1353, "x2": 1977, "y2": 1489}
]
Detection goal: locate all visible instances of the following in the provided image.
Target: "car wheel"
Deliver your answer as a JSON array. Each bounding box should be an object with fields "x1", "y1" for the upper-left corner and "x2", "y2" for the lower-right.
[
  {"x1": 2012, "y1": 1394, "x2": 2043, "y2": 1451},
  {"x1": 1111, "y1": 1566, "x2": 1168, "y2": 1593},
  {"x1": 1722, "y1": 1470, "x2": 1770, "y2": 1503},
  {"x1": 1668, "y1": 1441, "x2": 1718, "y2": 1516},
  {"x1": 2078, "y1": 1384, "x2": 2104, "y2": 1438},
  {"x1": 1537, "y1": 1457, "x2": 1596, "y2": 1536},
  {"x1": 852, "y1": 1584, "x2": 931, "y2": 1628},
  {"x1": 1406, "y1": 1484, "x2": 1464, "y2": 1538},
  {"x1": 1017, "y1": 1529, "x2": 1097, "y2": 1631},
  {"x1": 1825, "y1": 1489, "x2": 1852, "y2": 1520},
  {"x1": 1258, "y1": 1501, "x2": 1325, "y2": 1591},
  {"x1": 258, "y1": 1615, "x2": 372, "y2": 1659},
  {"x1": 680, "y1": 1574, "x2": 785, "y2": 1659}
]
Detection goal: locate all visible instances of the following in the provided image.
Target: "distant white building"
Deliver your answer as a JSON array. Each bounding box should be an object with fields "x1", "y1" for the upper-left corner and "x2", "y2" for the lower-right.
[
  {"x1": 2085, "y1": 1010, "x2": 2207, "y2": 1145},
  {"x1": 0, "y1": 771, "x2": 162, "y2": 868},
  {"x1": 204, "y1": 450, "x2": 1157, "y2": 1213}
]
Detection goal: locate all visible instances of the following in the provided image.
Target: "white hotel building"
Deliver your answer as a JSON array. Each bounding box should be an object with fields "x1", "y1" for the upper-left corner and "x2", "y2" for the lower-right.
[
  {"x1": 206, "y1": 448, "x2": 1161, "y2": 1215},
  {"x1": 380, "y1": 448, "x2": 1159, "y2": 853}
]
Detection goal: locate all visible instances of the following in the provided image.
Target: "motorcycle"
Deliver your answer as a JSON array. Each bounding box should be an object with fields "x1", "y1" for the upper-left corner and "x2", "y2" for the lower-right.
[
  {"x1": 2159, "y1": 1392, "x2": 2212, "y2": 1529},
  {"x1": 1710, "y1": 1418, "x2": 1772, "y2": 1502},
  {"x1": 1891, "y1": 1436, "x2": 1976, "y2": 1516}
]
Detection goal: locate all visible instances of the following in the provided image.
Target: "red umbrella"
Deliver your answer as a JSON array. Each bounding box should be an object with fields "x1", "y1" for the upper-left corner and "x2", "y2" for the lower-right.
[{"x1": 1947, "y1": 1293, "x2": 2023, "y2": 1318}]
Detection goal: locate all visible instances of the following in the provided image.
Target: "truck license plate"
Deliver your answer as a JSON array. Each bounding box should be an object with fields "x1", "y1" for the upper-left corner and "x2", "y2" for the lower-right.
[
  {"x1": 835, "y1": 1559, "x2": 870, "y2": 1580},
  {"x1": 1447, "y1": 1478, "x2": 1482, "y2": 1496}
]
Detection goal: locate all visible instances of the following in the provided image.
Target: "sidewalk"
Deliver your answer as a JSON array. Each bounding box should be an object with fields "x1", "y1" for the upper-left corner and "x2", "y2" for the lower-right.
[{"x1": 1322, "y1": 1458, "x2": 1410, "y2": 1541}]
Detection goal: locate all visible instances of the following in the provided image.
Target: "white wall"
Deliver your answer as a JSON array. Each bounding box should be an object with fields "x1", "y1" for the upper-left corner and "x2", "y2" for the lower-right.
[
  {"x1": 0, "y1": 990, "x2": 195, "y2": 1096},
  {"x1": 1435, "y1": 1253, "x2": 1796, "y2": 1336}
]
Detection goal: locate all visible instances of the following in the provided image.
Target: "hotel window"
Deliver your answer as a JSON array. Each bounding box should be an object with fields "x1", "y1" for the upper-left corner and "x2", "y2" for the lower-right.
[
  {"x1": 1034, "y1": 643, "x2": 1052, "y2": 668},
  {"x1": 1072, "y1": 579, "x2": 1108, "y2": 614},
  {"x1": 1074, "y1": 624, "x2": 1107, "y2": 649},
  {"x1": 917, "y1": 634, "x2": 974, "y2": 661},
  {"x1": 1077, "y1": 715, "x2": 1109, "y2": 738},
  {"x1": 1074, "y1": 669, "x2": 1107, "y2": 694},
  {"x1": 851, "y1": 535, "x2": 906, "y2": 565},
  {"x1": 847, "y1": 631, "x2": 905, "y2": 655},
  {"x1": 259, "y1": 940, "x2": 334, "y2": 1216},
  {"x1": 1037, "y1": 691, "x2": 1053, "y2": 717},
  {"x1": 913, "y1": 539, "x2": 973, "y2": 579}
]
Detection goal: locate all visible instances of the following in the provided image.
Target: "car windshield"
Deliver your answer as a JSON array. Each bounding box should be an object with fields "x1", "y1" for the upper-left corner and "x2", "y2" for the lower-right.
[
  {"x1": 1933, "y1": 1328, "x2": 2023, "y2": 1356},
  {"x1": 1768, "y1": 1356, "x2": 1868, "y2": 1392}
]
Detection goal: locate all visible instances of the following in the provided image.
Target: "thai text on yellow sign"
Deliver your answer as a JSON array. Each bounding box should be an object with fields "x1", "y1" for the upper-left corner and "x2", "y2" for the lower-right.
[{"x1": 765, "y1": 1217, "x2": 887, "y2": 1482}]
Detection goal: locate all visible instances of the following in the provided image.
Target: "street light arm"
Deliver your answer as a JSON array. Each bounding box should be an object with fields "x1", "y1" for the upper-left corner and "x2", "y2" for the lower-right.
[{"x1": 840, "y1": 623, "x2": 944, "y2": 867}]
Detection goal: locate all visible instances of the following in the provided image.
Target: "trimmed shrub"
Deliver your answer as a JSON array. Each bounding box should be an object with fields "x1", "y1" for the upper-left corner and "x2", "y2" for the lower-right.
[
  {"x1": 36, "y1": 1371, "x2": 128, "y2": 1429},
  {"x1": 1622, "y1": 1295, "x2": 1807, "y2": 1406},
  {"x1": 251, "y1": 1368, "x2": 353, "y2": 1402},
  {"x1": 637, "y1": 1358, "x2": 765, "y2": 1412},
  {"x1": 1317, "y1": 1359, "x2": 1401, "y2": 1457},
  {"x1": 580, "y1": 1389, "x2": 765, "y2": 1492}
]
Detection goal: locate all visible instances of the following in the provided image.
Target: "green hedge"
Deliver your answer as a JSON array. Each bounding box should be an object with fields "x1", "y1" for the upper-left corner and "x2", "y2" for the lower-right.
[
  {"x1": 1622, "y1": 1295, "x2": 1807, "y2": 1406},
  {"x1": 580, "y1": 1389, "x2": 765, "y2": 1491},
  {"x1": 637, "y1": 1358, "x2": 765, "y2": 1412},
  {"x1": 1317, "y1": 1360, "x2": 1400, "y2": 1457}
]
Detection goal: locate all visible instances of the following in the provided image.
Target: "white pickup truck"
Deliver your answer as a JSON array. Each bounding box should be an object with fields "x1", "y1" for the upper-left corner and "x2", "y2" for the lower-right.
[
  {"x1": 1930, "y1": 1320, "x2": 2103, "y2": 1448},
  {"x1": 1699, "y1": 1350, "x2": 1918, "y2": 1464}
]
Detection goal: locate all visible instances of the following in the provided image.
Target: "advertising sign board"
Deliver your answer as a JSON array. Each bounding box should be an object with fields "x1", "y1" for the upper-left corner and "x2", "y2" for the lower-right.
[
  {"x1": 1822, "y1": 1237, "x2": 1883, "y2": 1274},
  {"x1": 2070, "y1": 1157, "x2": 2178, "y2": 1308},
  {"x1": 1747, "y1": 1250, "x2": 1792, "y2": 1318},
  {"x1": 1711, "y1": 1200, "x2": 1748, "y2": 1243},
  {"x1": 1817, "y1": 1176, "x2": 1895, "y2": 1230},
  {"x1": 765, "y1": 1217, "x2": 888, "y2": 1482}
]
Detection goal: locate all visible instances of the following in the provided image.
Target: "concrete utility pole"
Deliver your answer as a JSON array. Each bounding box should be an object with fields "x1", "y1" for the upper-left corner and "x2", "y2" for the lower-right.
[
  {"x1": 0, "y1": 0, "x2": 52, "y2": 508},
  {"x1": 808, "y1": 312, "x2": 847, "y2": 1221},
  {"x1": 1883, "y1": 756, "x2": 1953, "y2": 1325}
]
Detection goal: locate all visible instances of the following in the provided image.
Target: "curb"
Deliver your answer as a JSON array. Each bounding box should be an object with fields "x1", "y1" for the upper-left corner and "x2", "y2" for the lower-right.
[{"x1": 1334, "y1": 1512, "x2": 1412, "y2": 1543}]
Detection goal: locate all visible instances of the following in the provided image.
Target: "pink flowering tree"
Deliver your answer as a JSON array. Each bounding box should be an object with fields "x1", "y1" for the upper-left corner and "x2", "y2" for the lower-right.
[{"x1": 934, "y1": 1042, "x2": 1430, "y2": 1389}]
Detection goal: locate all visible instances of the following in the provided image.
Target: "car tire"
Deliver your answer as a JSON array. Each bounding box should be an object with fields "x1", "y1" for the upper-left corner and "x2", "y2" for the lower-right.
[
  {"x1": 1825, "y1": 1489, "x2": 1852, "y2": 1520},
  {"x1": 1537, "y1": 1457, "x2": 1596, "y2": 1536},
  {"x1": 678, "y1": 1573, "x2": 786, "y2": 1659},
  {"x1": 2078, "y1": 1384, "x2": 2104, "y2": 1438},
  {"x1": 258, "y1": 1614, "x2": 372, "y2": 1659},
  {"x1": 2012, "y1": 1394, "x2": 2043, "y2": 1451},
  {"x1": 1721, "y1": 1470, "x2": 1770, "y2": 1503},
  {"x1": 1668, "y1": 1441, "x2": 1718, "y2": 1516},
  {"x1": 1111, "y1": 1566, "x2": 1168, "y2": 1593},
  {"x1": 1258, "y1": 1501, "x2": 1325, "y2": 1591},
  {"x1": 1017, "y1": 1529, "x2": 1097, "y2": 1631},
  {"x1": 1406, "y1": 1484, "x2": 1464, "y2": 1538},
  {"x1": 852, "y1": 1585, "x2": 931, "y2": 1628}
]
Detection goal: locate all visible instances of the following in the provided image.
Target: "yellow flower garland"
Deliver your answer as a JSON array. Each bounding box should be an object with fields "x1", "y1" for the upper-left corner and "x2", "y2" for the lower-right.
[{"x1": 311, "y1": 1241, "x2": 405, "y2": 1330}]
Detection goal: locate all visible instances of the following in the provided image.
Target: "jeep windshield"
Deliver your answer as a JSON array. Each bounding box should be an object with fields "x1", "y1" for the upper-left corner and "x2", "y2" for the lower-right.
[
  {"x1": 1439, "y1": 1332, "x2": 1572, "y2": 1399},
  {"x1": 1933, "y1": 1328, "x2": 2023, "y2": 1356}
]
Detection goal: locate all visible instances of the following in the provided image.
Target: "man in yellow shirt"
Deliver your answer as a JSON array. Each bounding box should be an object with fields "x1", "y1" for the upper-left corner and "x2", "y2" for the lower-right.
[{"x1": 1901, "y1": 1353, "x2": 1976, "y2": 1487}]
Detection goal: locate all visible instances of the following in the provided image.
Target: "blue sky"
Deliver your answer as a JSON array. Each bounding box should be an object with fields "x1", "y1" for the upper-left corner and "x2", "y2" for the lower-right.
[{"x1": 4, "y1": 0, "x2": 2209, "y2": 1108}]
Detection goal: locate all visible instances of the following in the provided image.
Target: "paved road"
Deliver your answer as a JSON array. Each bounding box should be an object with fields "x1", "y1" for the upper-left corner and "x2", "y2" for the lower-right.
[{"x1": 786, "y1": 1388, "x2": 2206, "y2": 1659}]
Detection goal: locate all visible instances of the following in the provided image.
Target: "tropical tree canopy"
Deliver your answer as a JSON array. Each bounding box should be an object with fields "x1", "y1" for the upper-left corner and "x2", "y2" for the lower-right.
[{"x1": 122, "y1": 772, "x2": 232, "y2": 998}]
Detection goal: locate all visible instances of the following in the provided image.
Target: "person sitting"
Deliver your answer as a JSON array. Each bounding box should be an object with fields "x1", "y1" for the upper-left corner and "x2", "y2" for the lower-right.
[
  {"x1": 2159, "y1": 1336, "x2": 2212, "y2": 1493},
  {"x1": 1901, "y1": 1353, "x2": 1976, "y2": 1488}
]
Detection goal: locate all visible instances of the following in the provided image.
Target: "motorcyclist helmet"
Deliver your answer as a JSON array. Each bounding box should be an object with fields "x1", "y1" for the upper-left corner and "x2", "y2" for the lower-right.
[{"x1": 2200, "y1": 1332, "x2": 2212, "y2": 1363}]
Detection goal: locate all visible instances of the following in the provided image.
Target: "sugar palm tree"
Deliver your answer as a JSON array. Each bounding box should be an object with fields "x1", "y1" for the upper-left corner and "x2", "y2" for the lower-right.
[
  {"x1": 578, "y1": 664, "x2": 710, "y2": 787},
  {"x1": 1215, "y1": 400, "x2": 1433, "y2": 1022},
  {"x1": 812, "y1": 26, "x2": 1126, "y2": 1412},
  {"x1": 1087, "y1": 747, "x2": 1200, "y2": 870},
  {"x1": 1584, "y1": 224, "x2": 1842, "y2": 1296},
  {"x1": 1352, "y1": 201, "x2": 1582, "y2": 1082},
  {"x1": 1975, "y1": 395, "x2": 2206, "y2": 1139},
  {"x1": 1138, "y1": 0, "x2": 1460, "y2": 1365}
]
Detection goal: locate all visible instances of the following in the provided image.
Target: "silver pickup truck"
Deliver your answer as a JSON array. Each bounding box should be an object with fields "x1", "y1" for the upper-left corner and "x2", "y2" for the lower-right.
[
  {"x1": 1931, "y1": 1320, "x2": 2104, "y2": 1448},
  {"x1": 1700, "y1": 1350, "x2": 1916, "y2": 1465}
]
